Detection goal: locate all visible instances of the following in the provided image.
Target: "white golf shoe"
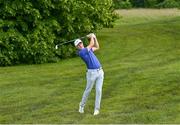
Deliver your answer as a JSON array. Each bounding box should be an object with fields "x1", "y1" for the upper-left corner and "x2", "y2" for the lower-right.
[
  {"x1": 93, "y1": 110, "x2": 99, "y2": 116},
  {"x1": 79, "y1": 103, "x2": 84, "y2": 113}
]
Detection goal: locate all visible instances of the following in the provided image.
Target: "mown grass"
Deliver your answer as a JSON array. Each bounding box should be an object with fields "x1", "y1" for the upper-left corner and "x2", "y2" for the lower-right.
[
  {"x1": 115, "y1": 8, "x2": 180, "y2": 25},
  {"x1": 0, "y1": 9, "x2": 180, "y2": 124}
]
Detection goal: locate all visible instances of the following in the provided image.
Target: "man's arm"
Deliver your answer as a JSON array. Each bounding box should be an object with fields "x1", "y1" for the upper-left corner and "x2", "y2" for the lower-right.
[
  {"x1": 87, "y1": 33, "x2": 99, "y2": 51},
  {"x1": 92, "y1": 36, "x2": 99, "y2": 51},
  {"x1": 87, "y1": 36, "x2": 94, "y2": 50}
]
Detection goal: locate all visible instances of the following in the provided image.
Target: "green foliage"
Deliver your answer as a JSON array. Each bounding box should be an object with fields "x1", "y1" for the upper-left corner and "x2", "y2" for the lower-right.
[
  {"x1": 156, "y1": 0, "x2": 180, "y2": 8},
  {"x1": 0, "y1": 0, "x2": 117, "y2": 66},
  {"x1": 144, "y1": 0, "x2": 159, "y2": 7},
  {"x1": 129, "y1": 0, "x2": 145, "y2": 7},
  {"x1": 113, "y1": 0, "x2": 132, "y2": 9},
  {"x1": 0, "y1": 28, "x2": 28, "y2": 66}
]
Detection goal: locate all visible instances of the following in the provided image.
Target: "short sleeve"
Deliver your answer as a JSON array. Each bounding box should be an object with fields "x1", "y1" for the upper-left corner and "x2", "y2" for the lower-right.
[
  {"x1": 79, "y1": 48, "x2": 88, "y2": 56},
  {"x1": 87, "y1": 47, "x2": 94, "y2": 52}
]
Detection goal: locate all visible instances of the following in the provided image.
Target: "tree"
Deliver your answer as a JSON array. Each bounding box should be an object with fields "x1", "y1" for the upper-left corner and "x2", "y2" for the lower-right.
[{"x1": 0, "y1": 0, "x2": 117, "y2": 66}]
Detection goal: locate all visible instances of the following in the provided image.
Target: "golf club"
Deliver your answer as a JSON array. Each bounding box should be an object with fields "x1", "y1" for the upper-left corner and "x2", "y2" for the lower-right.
[{"x1": 55, "y1": 36, "x2": 87, "y2": 49}]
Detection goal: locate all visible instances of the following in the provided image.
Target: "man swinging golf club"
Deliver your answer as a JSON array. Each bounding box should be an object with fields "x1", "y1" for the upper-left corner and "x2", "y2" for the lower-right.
[{"x1": 74, "y1": 33, "x2": 104, "y2": 116}]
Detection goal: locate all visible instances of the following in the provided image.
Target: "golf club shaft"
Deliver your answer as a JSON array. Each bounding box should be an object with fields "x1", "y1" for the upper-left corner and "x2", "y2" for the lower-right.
[{"x1": 56, "y1": 36, "x2": 86, "y2": 47}]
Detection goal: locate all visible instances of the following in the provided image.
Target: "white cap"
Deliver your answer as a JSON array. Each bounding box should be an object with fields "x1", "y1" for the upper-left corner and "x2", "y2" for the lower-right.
[{"x1": 74, "y1": 39, "x2": 82, "y2": 46}]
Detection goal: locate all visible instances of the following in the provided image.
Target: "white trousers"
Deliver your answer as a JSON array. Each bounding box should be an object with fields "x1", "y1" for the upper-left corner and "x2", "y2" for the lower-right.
[{"x1": 80, "y1": 68, "x2": 104, "y2": 110}]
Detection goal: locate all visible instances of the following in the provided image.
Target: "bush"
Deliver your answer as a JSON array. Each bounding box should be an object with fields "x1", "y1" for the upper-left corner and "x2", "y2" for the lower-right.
[
  {"x1": 113, "y1": 0, "x2": 132, "y2": 9},
  {"x1": 129, "y1": 0, "x2": 145, "y2": 7},
  {"x1": 144, "y1": 0, "x2": 159, "y2": 8},
  {"x1": 0, "y1": 0, "x2": 117, "y2": 66},
  {"x1": 0, "y1": 29, "x2": 29, "y2": 66},
  {"x1": 0, "y1": 19, "x2": 58, "y2": 65},
  {"x1": 156, "y1": 0, "x2": 180, "y2": 8}
]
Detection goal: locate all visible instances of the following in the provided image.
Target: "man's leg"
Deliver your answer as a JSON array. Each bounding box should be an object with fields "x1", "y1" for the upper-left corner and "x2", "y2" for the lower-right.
[
  {"x1": 80, "y1": 71, "x2": 96, "y2": 108},
  {"x1": 95, "y1": 70, "x2": 104, "y2": 111}
]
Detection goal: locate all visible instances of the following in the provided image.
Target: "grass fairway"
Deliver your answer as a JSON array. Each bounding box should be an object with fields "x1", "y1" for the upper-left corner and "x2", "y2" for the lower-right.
[{"x1": 0, "y1": 9, "x2": 180, "y2": 124}]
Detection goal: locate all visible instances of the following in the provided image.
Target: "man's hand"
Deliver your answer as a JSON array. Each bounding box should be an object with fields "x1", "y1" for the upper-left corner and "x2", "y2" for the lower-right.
[
  {"x1": 87, "y1": 33, "x2": 99, "y2": 51},
  {"x1": 87, "y1": 33, "x2": 96, "y2": 39}
]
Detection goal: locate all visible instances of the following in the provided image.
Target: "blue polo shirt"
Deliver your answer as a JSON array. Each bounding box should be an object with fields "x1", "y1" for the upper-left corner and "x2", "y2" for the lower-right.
[{"x1": 78, "y1": 48, "x2": 101, "y2": 69}]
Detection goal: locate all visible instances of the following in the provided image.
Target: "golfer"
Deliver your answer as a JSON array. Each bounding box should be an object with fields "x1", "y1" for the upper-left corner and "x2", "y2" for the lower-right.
[{"x1": 74, "y1": 33, "x2": 104, "y2": 116}]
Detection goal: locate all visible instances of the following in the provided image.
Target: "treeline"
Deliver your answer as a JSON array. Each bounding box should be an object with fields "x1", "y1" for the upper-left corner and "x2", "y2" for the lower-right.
[
  {"x1": 113, "y1": 0, "x2": 180, "y2": 9},
  {"x1": 0, "y1": 0, "x2": 117, "y2": 66}
]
